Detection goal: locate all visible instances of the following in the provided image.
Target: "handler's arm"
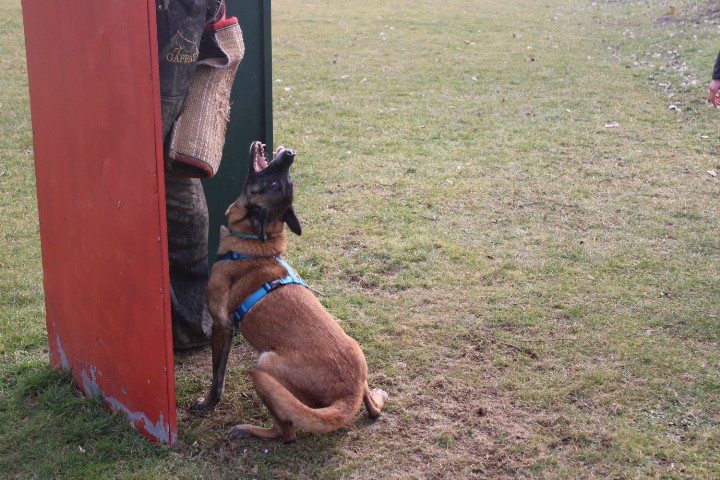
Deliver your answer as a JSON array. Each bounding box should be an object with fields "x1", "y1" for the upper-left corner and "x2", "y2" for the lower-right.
[{"x1": 709, "y1": 51, "x2": 720, "y2": 105}]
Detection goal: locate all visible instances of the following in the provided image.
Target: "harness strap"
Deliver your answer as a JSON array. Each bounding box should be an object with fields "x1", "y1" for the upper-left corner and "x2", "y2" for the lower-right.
[
  {"x1": 217, "y1": 251, "x2": 254, "y2": 261},
  {"x1": 216, "y1": 251, "x2": 308, "y2": 327}
]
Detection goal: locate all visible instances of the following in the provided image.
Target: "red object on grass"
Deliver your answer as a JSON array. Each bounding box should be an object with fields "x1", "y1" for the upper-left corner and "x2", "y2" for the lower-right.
[{"x1": 22, "y1": 0, "x2": 177, "y2": 444}]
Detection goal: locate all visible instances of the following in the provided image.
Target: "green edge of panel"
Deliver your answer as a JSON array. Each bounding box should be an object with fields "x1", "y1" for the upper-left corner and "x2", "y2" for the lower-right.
[{"x1": 203, "y1": 0, "x2": 272, "y2": 265}]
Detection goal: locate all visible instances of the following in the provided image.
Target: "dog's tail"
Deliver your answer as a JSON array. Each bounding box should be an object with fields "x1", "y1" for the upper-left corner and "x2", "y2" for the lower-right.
[{"x1": 249, "y1": 369, "x2": 359, "y2": 433}]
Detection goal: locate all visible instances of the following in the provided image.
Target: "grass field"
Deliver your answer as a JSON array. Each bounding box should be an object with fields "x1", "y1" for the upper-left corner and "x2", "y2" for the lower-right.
[{"x1": 2, "y1": 0, "x2": 720, "y2": 478}]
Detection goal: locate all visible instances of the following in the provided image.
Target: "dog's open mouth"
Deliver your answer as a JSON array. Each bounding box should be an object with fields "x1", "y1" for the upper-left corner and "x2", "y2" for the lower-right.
[
  {"x1": 251, "y1": 141, "x2": 268, "y2": 172},
  {"x1": 251, "y1": 141, "x2": 289, "y2": 173}
]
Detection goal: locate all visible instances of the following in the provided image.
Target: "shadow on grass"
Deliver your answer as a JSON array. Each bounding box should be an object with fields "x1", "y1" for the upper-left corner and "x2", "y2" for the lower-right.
[
  {"x1": 1, "y1": 358, "x2": 354, "y2": 479},
  {"x1": 0, "y1": 361, "x2": 170, "y2": 479},
  {"x1": 173, "y1": 346, "x2": 358, "y2": 479}
]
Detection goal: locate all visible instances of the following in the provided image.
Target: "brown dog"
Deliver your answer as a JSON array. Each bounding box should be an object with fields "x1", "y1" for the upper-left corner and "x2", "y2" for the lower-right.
[{"x1": 191, "y1": 142, "x2": 388, "y2": 442}]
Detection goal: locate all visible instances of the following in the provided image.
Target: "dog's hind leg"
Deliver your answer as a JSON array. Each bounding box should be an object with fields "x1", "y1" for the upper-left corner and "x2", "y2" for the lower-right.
[
  {"x1": 228, "y1": 368, "x2": 298, "y2": 442},
  {"x1": 228, "y1": 419, "x2": 296, "y2": 442},
  {"x1": 363, "y1": 384, "x2": 388, "y2": 419}
]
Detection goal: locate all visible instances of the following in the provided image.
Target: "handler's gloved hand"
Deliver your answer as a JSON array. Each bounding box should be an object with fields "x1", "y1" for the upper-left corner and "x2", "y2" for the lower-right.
[{"x1": 166, "y1": 9, "x2": 245, "y2": 178}]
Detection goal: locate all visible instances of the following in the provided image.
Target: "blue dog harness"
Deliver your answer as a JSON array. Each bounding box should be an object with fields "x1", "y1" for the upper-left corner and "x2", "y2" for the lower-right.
[{"x1": 217, "y1": 251, "x2": 308, "y2": 327}]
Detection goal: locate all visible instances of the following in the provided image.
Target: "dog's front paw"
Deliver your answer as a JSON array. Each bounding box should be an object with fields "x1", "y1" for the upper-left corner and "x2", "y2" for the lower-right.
[{"x1": 190, "y1": 397, "x2": 216, "y2": 411}]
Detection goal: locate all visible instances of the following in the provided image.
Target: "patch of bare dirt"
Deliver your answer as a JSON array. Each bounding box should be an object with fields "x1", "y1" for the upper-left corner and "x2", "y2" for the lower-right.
[
  {"x1": 685, "y1": 3, "x2": 720, "y2": 23},
  {"x1": 648, "y1": 2, "x2": 720, "y2": 25},
  {"x1": 171, "y1": 332, "x2": 552, "y2": 478}
]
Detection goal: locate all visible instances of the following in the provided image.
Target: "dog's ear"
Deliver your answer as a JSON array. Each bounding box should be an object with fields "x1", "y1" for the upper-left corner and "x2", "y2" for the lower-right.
[{"x1": 283, "y1": 207, "x2": 302, "y2": 236}]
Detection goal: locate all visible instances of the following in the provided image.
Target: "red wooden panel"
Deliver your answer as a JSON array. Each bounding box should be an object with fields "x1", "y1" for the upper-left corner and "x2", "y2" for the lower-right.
[{"x1": 22, "y1": 0, "x2": 177, "y2": 443}]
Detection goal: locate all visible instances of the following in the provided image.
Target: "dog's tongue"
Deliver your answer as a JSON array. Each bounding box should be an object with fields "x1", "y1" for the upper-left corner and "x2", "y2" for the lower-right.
[
  {"x1": 252, "y1": 143, "x2": 291, "y2": 172},
  {"x1": 252, "y1": 142, "x2": 269, "y2": 172}
]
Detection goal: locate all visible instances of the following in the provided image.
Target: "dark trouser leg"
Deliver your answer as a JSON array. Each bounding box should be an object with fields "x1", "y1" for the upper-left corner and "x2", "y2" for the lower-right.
[
  {"x1": 165, "y1": 173, "x2": 212, "y2": 348},
  {"x1": 156, "y1": 0, "x2": 216, "y2": 349}
]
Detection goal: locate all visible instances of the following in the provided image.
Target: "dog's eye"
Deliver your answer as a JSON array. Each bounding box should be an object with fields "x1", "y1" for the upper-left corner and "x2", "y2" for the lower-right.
[{"x1": 269, "y1": 180, "x2": 281, "y2": 191}]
